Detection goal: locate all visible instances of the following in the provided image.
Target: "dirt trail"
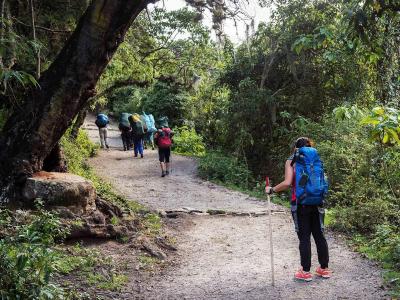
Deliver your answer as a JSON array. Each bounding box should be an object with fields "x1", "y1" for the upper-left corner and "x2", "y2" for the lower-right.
[{"x1": 84, "y1": 117, "x2": 388, "y2": 299}]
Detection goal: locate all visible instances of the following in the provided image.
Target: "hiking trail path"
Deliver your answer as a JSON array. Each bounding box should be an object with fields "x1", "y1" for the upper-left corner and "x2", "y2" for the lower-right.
[{"x1": 84, "y1": 117, "x2": 388, "y2": 299}]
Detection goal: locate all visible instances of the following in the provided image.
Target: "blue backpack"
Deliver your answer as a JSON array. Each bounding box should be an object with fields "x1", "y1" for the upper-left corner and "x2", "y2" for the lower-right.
[
  {"x1": 96, "y1": 114, "x2": 109, "y2": 127},
  {"x1": 294, "y1": 147, "x2": 328, "y2": 205}
]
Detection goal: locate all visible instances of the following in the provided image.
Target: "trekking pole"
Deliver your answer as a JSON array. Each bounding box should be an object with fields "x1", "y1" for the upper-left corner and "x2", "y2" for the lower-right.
[{"x1": 266, "y1": 176, "x2": 275, "y2": 286}]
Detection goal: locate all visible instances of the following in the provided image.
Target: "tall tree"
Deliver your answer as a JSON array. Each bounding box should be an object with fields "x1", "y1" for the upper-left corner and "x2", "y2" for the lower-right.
[{"x1": 0, "y1": 0, "x2": 154, "y2": 201}]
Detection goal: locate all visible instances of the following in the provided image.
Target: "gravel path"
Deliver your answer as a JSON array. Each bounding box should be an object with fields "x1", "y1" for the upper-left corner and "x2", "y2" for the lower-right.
[{"x1": 84, "y1": 117, "x2": 388, "y2": 299}]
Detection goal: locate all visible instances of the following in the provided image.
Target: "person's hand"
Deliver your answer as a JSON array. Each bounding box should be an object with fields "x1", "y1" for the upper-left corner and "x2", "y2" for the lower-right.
[{"x1": 265, "y1": 186, "x2": 274, "y2": 194}]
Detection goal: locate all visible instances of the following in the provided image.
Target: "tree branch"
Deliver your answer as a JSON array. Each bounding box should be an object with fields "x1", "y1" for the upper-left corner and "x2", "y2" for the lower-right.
[
  {"x1": 12, "y1": 17, "x2": 72, "y2": 34},
  {"x1": 95, "y1": 79, "x2": 150, "y2": 99}
]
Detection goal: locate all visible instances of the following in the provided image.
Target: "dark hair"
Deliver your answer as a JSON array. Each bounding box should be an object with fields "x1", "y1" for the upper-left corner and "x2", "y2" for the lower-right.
[{"x1": 294, "y1": 137, "x2": 313, "y2": 148}]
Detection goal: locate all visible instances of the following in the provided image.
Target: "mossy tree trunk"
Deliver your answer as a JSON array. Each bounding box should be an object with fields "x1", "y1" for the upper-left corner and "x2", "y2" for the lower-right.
[
  {"x1": 0, "y1": 0, "x2": 154, "y2": 201},
  {"x1": 70, "y1": 108, "x2": 88, "y2": 139}
]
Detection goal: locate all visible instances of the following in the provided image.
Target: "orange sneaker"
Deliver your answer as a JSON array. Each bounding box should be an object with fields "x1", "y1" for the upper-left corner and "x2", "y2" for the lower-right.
[
  {"x1": 294, "y1": 269, "x2": 313, "y2": 282},
  {"x1": 315, "y1": 267, "x2": 332, "y2": 278}
]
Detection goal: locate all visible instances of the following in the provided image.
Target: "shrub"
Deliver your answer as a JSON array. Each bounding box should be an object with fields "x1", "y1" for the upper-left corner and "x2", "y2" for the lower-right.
[
  {"x1": 198, "y1": 151, "x2": 254, "y2": 189},
  {"x1": 330, "y1": 199, "x2": 399, "y2": 234},
  {"x1": 368, "y1": 224, "x2": 400, "y2": 269},
  {"x1": 172, "y1": 125, "x2": 206, "y2": 156},
  {"x1": 61, "y1": 129, "x2": 98, "y2": 176},
  {"x1": 0, "y1": 203, "x2": 68, "y2": 299}
]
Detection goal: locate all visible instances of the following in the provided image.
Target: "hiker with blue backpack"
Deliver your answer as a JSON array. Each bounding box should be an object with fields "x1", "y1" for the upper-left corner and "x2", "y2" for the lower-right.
[
  {"x1": 95, "y1": 113, "x2": 110, "y2": 149},
  {"x1": 141, "y1": 113, "x2": 157, "y2": 150},
  {"x1": 128, "y1": 114, "x2": 145, "y2": 158},
  {"x1": 265, "y1": 137, "x2": 331, "y2": 281}
]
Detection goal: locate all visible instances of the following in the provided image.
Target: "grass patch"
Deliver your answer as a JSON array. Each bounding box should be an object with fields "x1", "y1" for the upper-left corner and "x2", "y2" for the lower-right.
[
  {"x1": 142, "y1": 213, "x2": 162, "y2": 236},
  {"x1": 87, "y1": 273, "x2": 128, "y2": 292},
  {"x1": 138, "y1": 254, "x2": 159, "y2": 270},
  {"x1": 54, "y1": 243, "x2": 130, "y2": 294},
  {"x1": 54, "y1": 244, "x2": 102, "y2": 275}
]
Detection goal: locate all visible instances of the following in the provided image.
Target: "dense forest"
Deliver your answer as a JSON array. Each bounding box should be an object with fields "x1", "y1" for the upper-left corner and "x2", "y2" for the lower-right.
[{"x1": 0, "y1": 0, "x2": 399, "y2": 298}]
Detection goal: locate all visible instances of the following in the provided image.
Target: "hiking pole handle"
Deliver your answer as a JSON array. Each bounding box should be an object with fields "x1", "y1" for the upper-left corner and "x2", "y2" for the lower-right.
[{"x1": 266, "y1": 176, "x2": 275, "y2": 286}]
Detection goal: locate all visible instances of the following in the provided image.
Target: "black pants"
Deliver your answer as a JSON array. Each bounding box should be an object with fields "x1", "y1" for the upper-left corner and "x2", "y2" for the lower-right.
[
  {"x1": 121, "y1": 130, "x2": 131, "y2": 150},
  {"x1": 158, "y1": 147, "x2": 171, "y2": 163},
  {"x1": 292, "y1": 205, "x2": 329, "y2": 272}
]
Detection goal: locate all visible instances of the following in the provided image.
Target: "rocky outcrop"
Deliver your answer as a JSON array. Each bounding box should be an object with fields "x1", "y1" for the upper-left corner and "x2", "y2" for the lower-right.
[
  {"x1": 21, "y1": 172, "x2": 138, "y2": 240},
  {"x1": 22, "y1": 171, "x2": 96, "y2": 214}
]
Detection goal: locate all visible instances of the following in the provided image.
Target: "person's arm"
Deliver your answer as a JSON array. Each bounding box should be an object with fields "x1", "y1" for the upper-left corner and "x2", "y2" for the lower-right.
[{"x1": 266, "y1": 160, "x2": 294, "y2": 194}]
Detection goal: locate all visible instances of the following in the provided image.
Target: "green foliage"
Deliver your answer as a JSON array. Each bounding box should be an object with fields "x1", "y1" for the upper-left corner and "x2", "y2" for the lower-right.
[
  {"x1": 331, "y1": 199, "x2": 399, "y2": 234},
  {"x1": 61, "y1": 129, "x2": 98, "y2": 176},
  {"x1": 187, "y1": 82, "x2": 230, "y2": 147},
  {"x1": 141, "y1": 82, "x2": 188, "y2": 127},
  {"x1": 0, "y1": 203, "x2": 68, "y2": 299},
  {"x1": 0, "y1": 69, "x2": 39, "y2": 91},
  {"x1": 138, "y1": 255, "x2": 160, "y2": 270},
  {"x1": 198, "y1": 151, "x2": 254, "y2": 189},
  {"x1": 361, "y1": 106, "x2": 400, "y2": 145},
  {"x1": 352, "y1": 225, "x2": 400, "y2": 296},
  {"x1": 333, "y1": 105, "x2": 365, "y2": 121},
  {"x1": 172, "y1": 125, "x2": 206, "y2": 156},
  {"x1": 87, "y1": 273, "x2": 128, "y2": 292},
  {"x1": 142, "y1": 213, "x2": 162, "y2": 236},
  {"x1": 110, "y1": 87, "x2": 143, "y2": 117},
  {"x1": 53, "y1": 244, "x2": 101, "y2": 275},
  {"x1": 54, "y1": 243, "x2": 130, "y2": 295},
  {"x1": 0, "y1": 200, "x2": 127, "y2": 298}
]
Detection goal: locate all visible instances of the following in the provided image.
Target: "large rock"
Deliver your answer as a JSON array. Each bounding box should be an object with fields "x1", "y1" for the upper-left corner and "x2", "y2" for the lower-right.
[{"x1": 22, "y1": 171, "x2": 96, "y2": 214}]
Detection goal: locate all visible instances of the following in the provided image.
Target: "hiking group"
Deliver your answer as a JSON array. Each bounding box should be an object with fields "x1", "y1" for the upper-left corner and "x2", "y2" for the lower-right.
[
  {"x1": 94, "y1": 116, "x2": 331, "y2": 282},
  {"x1": 95, "y1": 112, "x2": 174, "y2": 177}
]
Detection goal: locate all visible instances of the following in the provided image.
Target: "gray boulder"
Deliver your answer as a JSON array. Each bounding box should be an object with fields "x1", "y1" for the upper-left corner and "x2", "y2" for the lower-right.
[{"x1": 22, "y1": 171, "x2": 96, "y2": 214}]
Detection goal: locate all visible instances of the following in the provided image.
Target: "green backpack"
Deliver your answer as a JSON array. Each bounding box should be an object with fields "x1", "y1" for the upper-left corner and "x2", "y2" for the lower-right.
[{"x1": 134, "y1": 120, "x2": 145, "y2": 135}]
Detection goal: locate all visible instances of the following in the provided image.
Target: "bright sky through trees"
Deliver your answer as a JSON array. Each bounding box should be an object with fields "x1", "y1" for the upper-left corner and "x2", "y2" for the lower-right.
[{"x1": 151, "y1": 0, "x2": 271, "y2": 44}]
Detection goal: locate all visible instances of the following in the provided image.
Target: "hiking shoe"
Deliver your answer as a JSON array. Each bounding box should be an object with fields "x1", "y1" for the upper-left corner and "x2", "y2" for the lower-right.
[
  {"x1": 161, "y1": 171, "x2": 166, "y2": 177},
  {"x1": 166, "y1": 170, "x2": 169, "y2": 175},
  {"x1": 141, "y1": 154, "x2": 144, "y2": 158},
  {"x1": 294, "y1": 269, "x2": 313, "y2": 282},
  {"x1": 106, "y1": 144, "x2": 109, "y2": 149},
  {"x1": 315, "y1": 267, "x2": 332, "y2": 278}
]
